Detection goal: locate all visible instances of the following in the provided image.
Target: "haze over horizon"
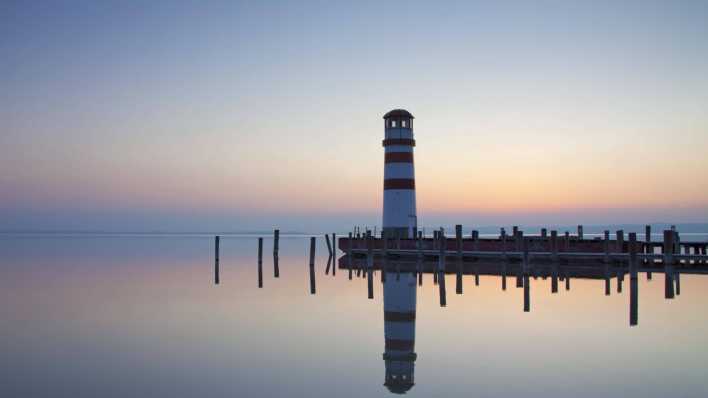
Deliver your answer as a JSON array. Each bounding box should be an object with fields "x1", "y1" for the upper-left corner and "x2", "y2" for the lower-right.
[{"x1": 2, "y1": 1, "x2": 707, "y2": 232}]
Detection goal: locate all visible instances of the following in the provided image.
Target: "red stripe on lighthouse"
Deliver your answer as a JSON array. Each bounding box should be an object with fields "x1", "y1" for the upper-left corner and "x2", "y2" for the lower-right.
[
  {"x1": 384, "y1": 152, "x2": 414, "y2": 163},
  {"x1": 384, "y1": 179, "x2": 415, "y2": 190}
]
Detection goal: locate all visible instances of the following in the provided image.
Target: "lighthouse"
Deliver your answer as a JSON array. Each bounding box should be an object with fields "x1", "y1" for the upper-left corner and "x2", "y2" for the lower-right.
[
  {"x1": 382, "y1": 109, "x2": 417, "y2": 238},
  {"x1": 382, "y1": 267, "x2": 417, "y2": 393}
]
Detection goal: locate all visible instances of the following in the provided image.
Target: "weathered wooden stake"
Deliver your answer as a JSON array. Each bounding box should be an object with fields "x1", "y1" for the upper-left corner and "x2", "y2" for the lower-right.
[
  {"x1": 645, "y1": 224, "x2": 652, "y2": 264},
  {"x1": 551, "y1": 230, "x2": 558, "y2": 263},
  {"x1": 309, "y1": 237, "x2": 316, "y2": 294},
  {"x1": 273, "y1": 229, "x2": 280, "y2": 256},
  {"x1": 214, "y1": 235, "x2": 220, "y2": 285},
  {"x1": 616, "y1": 230, "x2": 624, "y2": 253},
  {"x1": 347, "y1": 232, "x2": 353, "y2": 280},
  {"x1": 564, "y1": 231, "x2": 570, "y2": 252},
  {"x1": 325, "y1": 234, "x2": 333, "y2": 257},
  {"x1": 438, "y1": 228, "x2": 447, "y2": 307},
  {"x1": 629, "y1": 277, "x2": 638, "y2": 326},
  {"x1": 577, "y1": 225, "x2": 583, "y2": 240},
  {"x1": 603, "y1": 230, "x2": 610, "y2": 264},
  {"x1": 663, "y1": 230, "x2": 675, "y2": 299},
  {"x1": 258, "y1": 237, "x2": 263, "y2": 288},
  {"x1": 565, "y1": 272, "x2": 570, "y2": 290},
  {"x1": 270, "y1": 229, "x2": 279, "y2": 278},
  {"x1": 331, "y1": 233, "x2": 336, "y2": 276},
  {"x1": 367, "y1": 233, "x2": 373, "y2": 300},
  {"x1": 629, "y1": 233, "x2": 638, "y2": 279},
  {"x1": 541, "y1": 228, "x2": 547, "y2": 238},
  {"x1": 523, "y1": 274, "x2": 530, "y2": 312},
  {"x1": 455, "y1": 224, "x2": 463, "y2": 295}
]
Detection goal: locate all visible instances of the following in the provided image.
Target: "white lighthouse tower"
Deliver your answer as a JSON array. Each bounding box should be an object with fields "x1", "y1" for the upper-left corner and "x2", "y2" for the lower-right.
[
  {"x1": 383, "y1": 268, "x2": 417, "y2": 393},
  {"x1": 382, "y1": 109, "x2": 417, "y2": 238}
]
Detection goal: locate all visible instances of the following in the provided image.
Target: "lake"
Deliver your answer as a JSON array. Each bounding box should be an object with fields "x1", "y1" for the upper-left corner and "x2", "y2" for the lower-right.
[{"x1": 1, "y1": 234, "x2": 707, "y2": 397}]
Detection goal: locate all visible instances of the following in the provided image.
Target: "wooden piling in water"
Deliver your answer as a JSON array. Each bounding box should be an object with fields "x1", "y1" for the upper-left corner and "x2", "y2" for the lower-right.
[
  {"x1": 616, "y1": 230, "x2": 624, "y2": 253},
  {"x1": 603, "y1": 230, "x2": 610, "y2": 264},
  {"x1": 629, "y1": 233, "x2": 638, "y2": 279},
  {"x1": 367, "y1": 233, "x2": 373, "y2": 299},
  {"x1": 455, "y1": 224, "x2": 463, "y2": 295},
  {"x1": 523, "y1": 274, "x2": 530, "y2": 312},
  {"x1": 272, "y1": 229, "x2": 280, "y2": 278},
  {"x1": 630, "y1": 277, "x2": 638, "y2": 326},
  {"x1": 309, "y1": 237, "x2": 316, "y2": 294},
  {"x1": 663, "y1": 230, "x2": 675, "y2": 299},
  {"x1": 645, "y1": 225, "x2": 651, "y2": 264},
  {"x1": 541, "y1": 228, "x2": 547, "y2": 238},
  {"x1": 551, "y1": 230, "x2": 558, "y2": 263},
  {"x1": 214, "y1": 235, "x2": 220, "y2": 285},
  {"x1": 258, "y1": 237, "x2": 263, "y2": 288},
  {"x1": 331, "y1": 233, "x2": 336, "y2": 275},
  {"x1": 273, "y1": 229, "x2": 280, "y2": 256},
  {"x1": 325, "y1": 234, "x2": 333, "y2": 258},
  {"x1": 516, "y1": 231, "x2": 524, "y2": 288},
  {"x1": 564, "y1": 231, "x2": 570, "y2": 252},
  {"x1": 565, "y1": 272, "x2": 570, "y2": 290},
  {"x1": 501, "y1": 228, "x2": 508, "y2": 261},
  {"x1": 577, "y1": 225, "x2": 583, "y2": 240},
  {"x1": 438, "y1": 228, "x2": 447, "y2": 307},
  {"x1": 347, "y1": 232, "x2": 353, "y2": 280}
]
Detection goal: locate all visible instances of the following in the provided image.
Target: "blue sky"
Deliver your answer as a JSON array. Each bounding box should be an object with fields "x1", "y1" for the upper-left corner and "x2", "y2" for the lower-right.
[{"x1": 2, "y1": 1, "x2": 707, "y2": 231}]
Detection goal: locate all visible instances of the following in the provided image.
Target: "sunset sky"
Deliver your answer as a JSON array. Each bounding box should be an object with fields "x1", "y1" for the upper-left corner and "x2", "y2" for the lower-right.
[{"x1": 2, "y1": 1, "x2": 707, "y2": 231}]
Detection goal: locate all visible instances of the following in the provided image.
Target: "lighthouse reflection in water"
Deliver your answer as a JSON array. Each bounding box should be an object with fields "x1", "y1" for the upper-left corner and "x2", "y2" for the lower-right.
[{"x1": 383, "y1": 269, "x2": 417, "y2": 394}]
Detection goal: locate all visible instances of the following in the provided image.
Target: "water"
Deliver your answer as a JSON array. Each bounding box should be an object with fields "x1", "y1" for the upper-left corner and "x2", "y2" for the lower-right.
[{"x1": 1, "y1": 235, "x2": 707, "y2": 397}]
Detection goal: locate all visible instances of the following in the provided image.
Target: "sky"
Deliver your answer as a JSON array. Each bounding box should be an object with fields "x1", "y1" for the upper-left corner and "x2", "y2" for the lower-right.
[{"x1": 1, "y1": 1, "x2": 707, "y2": 232}]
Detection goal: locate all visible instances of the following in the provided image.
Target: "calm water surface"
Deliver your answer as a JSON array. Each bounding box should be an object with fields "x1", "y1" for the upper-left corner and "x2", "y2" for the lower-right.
[{"x1": 1, "y1": 235, "x2": 707, "y2": 397}]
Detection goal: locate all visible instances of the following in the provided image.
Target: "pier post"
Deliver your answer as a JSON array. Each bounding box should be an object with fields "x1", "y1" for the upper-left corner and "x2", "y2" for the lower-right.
[
  {"x1": 214, "y1": 236, "x2": 220, "y2": 285},
  {"x1": 645, "y1": 225, "x2": 651, "y2": 264},
  {"x1": 616, "y1": 230, "x2": 624, "y2": 254},
  {"x1": 577, "y1": 225, "x2": 583, "y2": 240},
  {"x1": 564, "y1": 231, "x2": 570, "y2": 252},
  {"x1": 309, "y1": 237, "x2": 316, "y2": 294},
  {"x1": 603, "y1": 230, "x2": 610, "y2": 264},
  {"x1": 501, "y1": 228, "x2": 508, "y2": 261},
  {"x1": 332, "y1": 233, "x2": 336, "y2": 275},
  {"x1": 523, "y1": 273, "x2": 530, "y2": 312},
  {"x1": 541, "y1": 228, "x2": 547, "y2": 238},
  {"x1": 472, "y1": 230, "x2": 479, "y2": 252},
  {"x1": 629, "y1": 233, "x2": 638, "y2": 279},
  {"x1": 325, "y1": 234, "x2": 333, "y2": 258},
  {"x1": 565, "y1": 271, "x2": 570, "y2": 290},
  {"x1": 456, "y1": 225, "x2": 463, "y2": 295},
  {"x1": 663, "y1": 230, "x2": 675, "y2": 299},
  {"x1": 273, "y1": 229, "x2": 280, "y2": 278},
  {"x1": 516, "y1": 231, "x2": 524, "y2": 288},
  {"x1": 551, "y1": 230, "x2": 558, "y2": 293},
  {"x1": 273, "y1": 229, "x2": 280, "y2": 256},
  {"x1": 258, "y1": 237, "x2": 263, "y2": 288},
  {"x1": 367, "y1": 233, "x2": 373, "y2": 299},
  {"x1": 502, "y1": 262, "x2": 507, "y2": 290},
  {"x1": 630, "y1": 236, "x2": 639, "y2": 326},
  {"x1": 438, "y1": 228, "x2": 447, "y2": 307},
  {"x1": 348, "y1": 232, "x2": 353, "y2": 280}
]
